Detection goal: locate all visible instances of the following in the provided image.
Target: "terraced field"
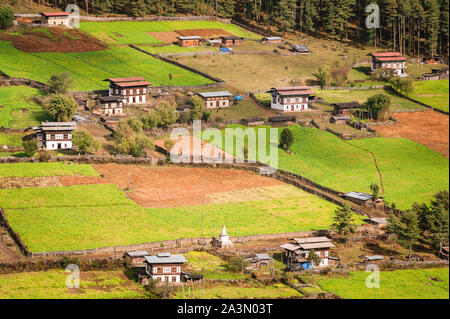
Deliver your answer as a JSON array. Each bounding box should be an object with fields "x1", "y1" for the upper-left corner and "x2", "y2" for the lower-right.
[{"x1": 409, "y1": 80, "x2": 449, "y2": 112}]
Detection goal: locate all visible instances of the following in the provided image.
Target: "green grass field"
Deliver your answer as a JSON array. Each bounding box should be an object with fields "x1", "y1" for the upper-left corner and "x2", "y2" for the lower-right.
[
  {"x1": 184, "y1": 251, "x2": 247, "y2": 280},
  {"x1": 80, "y1": 21, "x2": 261, "y2": 45},
  {"x1": 0, "y1": 162, "x2": 99, "y2": 178},
  {"x1": 409, "y1": 80, "x2": 449, "y2": 112},
  {"x1": 173, "y1": 282, "x2": 302, "y2": 299},
  {"x1": 2, "y1": 182, "x2": 351, "y2": 252},
  {"x1": 137, "y1": 44, "x2": 219, "y2": 55},
  {"x1": 315, "y1": 88, "x2": 425, "y2": 111},
  {"x1": 0, "y1": 133, "x2": 24, "y2": 146},
  {"x1": 202, "y1": 125, "x2": 449, "y2": 209},
  {"x1": 0, "y1": 41, "x2": 213, "y2": 91},
  {"x1": 318, "y1": 268, "x2": 449, "y2": 299},
  {"x1": 0, "y1": 270, "x2": 148, "y2": 299},
  {"x1": 0, "y1": 86, "x2": 48, "y2": 128}
]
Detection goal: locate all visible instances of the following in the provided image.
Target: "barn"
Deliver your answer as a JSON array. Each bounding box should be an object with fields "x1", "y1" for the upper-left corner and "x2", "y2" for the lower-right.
[
  {"x1": 178, "y1": 36, "x2": 201, "y2": 47},
  {"x1": 40, "y1": 12, "x2": 71, "y2": 27},
  {"x1": 198, "y1": 91, "x2": 233, "y2": 109}
]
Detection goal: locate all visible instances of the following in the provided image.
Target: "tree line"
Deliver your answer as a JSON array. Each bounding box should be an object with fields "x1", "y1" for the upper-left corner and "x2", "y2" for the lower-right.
[{"x1": 7, "y1": 0, "x2": 447, "y2": 57}]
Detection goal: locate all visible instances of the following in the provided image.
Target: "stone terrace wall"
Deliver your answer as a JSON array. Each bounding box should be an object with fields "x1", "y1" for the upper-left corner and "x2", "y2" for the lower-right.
[{"x1": 80, "y1": 15, "x2": 231, "y2": 23}]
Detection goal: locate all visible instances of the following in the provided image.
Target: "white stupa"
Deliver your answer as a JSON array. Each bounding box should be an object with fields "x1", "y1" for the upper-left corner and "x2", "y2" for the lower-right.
[{"x1": 218, "y1": 224, "x2": 233, "y2": 248}]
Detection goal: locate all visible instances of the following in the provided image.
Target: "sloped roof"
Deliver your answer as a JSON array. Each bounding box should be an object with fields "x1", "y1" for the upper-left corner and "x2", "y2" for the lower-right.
[
  {"x1": 106, "y1": 77, "x2": 147, "y2": 83},
  {"x1": 263, "y1": 36, "x2": 282, "y2": 41},
  {"x1": 333, "y1": 101, "x2": 362, "y2": 109},
  {"x1": 280, "y1": 243, "x2": 301, "y2": 251},
  {"x1": 294, "y1": 237, "x2": 331, "y2": 244},
  {"x1": 370, "y1": 52, "x2": 404, "y2": 57},
  {"x1": 344, "y1": 191, "x2": 373, "y2": 201},
  {"x1": 198, "y1": 91, "x2": 233, "y2": 98},
  {"x1": 365, "y1": 255, "x2": 384, "y2": 261},
  {"x1": 178, "y1": 36, "x2": 201, "y2": 40},
  {"x1": 41, "y1": 12, "x2": 71, "y2": 17},
  {"x1": 100, "y1": 96, "x2": 123, "y2": 102},
  {"x1": 277, "y1": 90, "x2": 314, "y2": 96},
  {"x1": 115, "y1": 81, "x2": 152, "y2": 88},
  {"x1": 126, "y1": 251, "x2": 150, "y2": 257},
  {"x1": 144, "y1": 253, "x2": 187, "y2": 264},
  {"x1": 376, "y1": 56, "x2": 408, "y2": 62}
]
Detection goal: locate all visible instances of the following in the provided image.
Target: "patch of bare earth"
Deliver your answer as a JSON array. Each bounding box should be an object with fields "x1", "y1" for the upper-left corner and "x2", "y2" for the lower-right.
[
  {"x1": 176, "y1": 28, "x2": 234, "y2": 38},
  {"x1": 375, "y1": 110, "x2": 449, "y2": 158},
  {"x1": 148, "y1": 31, "x2": 180, "y2": 44},
  {"x1": 0, "y1": 176, "x2": 107, "y2": 189},
  {"x1": 92, "y1": 164, "x2": 283, "y2": 208}
]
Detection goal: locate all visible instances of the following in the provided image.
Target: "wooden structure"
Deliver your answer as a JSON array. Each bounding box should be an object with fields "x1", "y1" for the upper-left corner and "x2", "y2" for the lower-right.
[
  {"x1": 99, "y1": 96, "x2": 124, "y2": 116},
  {"x1": 178, "y1": 36, "x2": 201, "y2": 47},
  {"x1": 241, "y1": 118, "x2": 265, "y2": 126},
  {"x1": 262, "y1": 36, "x2": 283, "y2": 44},
  {"x1": 124, "y1": 251, "x2": 150, "y2": 267},
  {"x1": 290, "y1": 44, "x2": 310, "y2": 54},
  {"x1": 343, "y1": 191, "x2": 373, "y2": 206},
  {"x1": 422, "y1": 56, "x2": 444, "y2": 64},
  {"x1": 244, "y1": 254, "x2": 272, "y2": 271},
  {"x1": 332, "y1": 101, "x2": 363, "y2": 116},
  {"x1": 33, "y1": 121, "x2": 77, "y2": 150},
  {"x1": 268, "y1": 115, "x2": 297, "y2": 126},
  {"x1": 330, "y1": 115, "x2": 351, "y2": 125},
  {"x1": 40, "y1": 12, "x2": 70, "y2": 27},
  {"x1": 198, "y1": 91, "x2": 233, "y2": 109},
  {"x1": 364, "y1": 217, "x2": 387, "y2": 228},
  {"x1": 141, "y1": 253, "x2": 187, "y2": 284},
  {"x1": 364, "y1": 255, "x2": 384, "y2": 264},
  {"x1": 281, "y1": 237, "x2": 336, "y2": 270},
  {"x1": 106, "y1": 77, "x2": 151, "y2": 105},
  {"x1": 269, "y1": 86, "x2": 315, "y2": 112},
  {"x1": 220, "y1": 36, "x2": 243, "y2": 46},
  {"x1": 370, "y1": 52, "x2": 408, "y2": 77}
]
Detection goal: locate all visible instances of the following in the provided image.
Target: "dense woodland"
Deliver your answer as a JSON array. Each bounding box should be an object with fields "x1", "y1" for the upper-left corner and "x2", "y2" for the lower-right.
[{"x1": 4, "y1": 0, "x2": 450, "y2": 56}]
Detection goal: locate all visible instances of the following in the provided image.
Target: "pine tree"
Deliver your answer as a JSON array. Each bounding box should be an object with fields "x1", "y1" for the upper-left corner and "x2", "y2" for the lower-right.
[
  {"x1": 387, "y1": 210, "x2": 420, "y2": 255},
  {"x1": 332, "y1": 204, "x2": 357, "y2": 235}
]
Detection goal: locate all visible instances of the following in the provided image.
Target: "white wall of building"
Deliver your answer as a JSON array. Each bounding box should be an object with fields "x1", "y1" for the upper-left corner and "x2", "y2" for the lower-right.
[{"x1": 271, "y1": 95, "x2": 309, "y2": 112}]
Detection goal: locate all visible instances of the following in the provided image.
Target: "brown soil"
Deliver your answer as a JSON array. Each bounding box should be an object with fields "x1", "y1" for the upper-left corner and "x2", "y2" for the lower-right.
[
  {"x1": 375, "y1": 110, "x2": 449, "y2": 158},
  {"x1": 0, "y1": 176, "x2": 62, "y2": 189},
  {"x1": 0, "y1": 27, "x2": 108, "y2": 53},
  {"x1": 148, "y1": 31, "x2": 180, "y2": 44},
  {"x1": 176, "y1": 28, "x2": 233, "y2": 38},
  {"x1": 92, "y1": 164, "x2": 282, "y2": 208},
  {"x1": 58, "y1": 176, "x2": 108, "y2": 186}
]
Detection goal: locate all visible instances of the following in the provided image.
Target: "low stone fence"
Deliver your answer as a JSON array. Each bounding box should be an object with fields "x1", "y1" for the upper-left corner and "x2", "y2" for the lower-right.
[
  {"x1": 0, "y1": 208, "x2": 30, "y2": 256},
  {"x1": 0, "y1": 77, "x2": 50, "y2": 92},
  {"x1": 80, "y1": 15, "x2": 230, "y2": 23},
  {"x1": 390, "y1": 87, "x2": 449, "y2": 116}
]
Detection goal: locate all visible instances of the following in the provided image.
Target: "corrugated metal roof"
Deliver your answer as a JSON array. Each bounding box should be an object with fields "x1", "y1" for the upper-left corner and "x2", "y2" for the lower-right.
[
  {"x1": 198, "y1": 91, "x2": 233, "y2": 98},
  {"x1": 299, "y1": 242, "x2": 335, "y2": 250},
  {"x1": 376, "y1": 56, "x2": 408, "y2": 62},
  {"x1": 178, "y1": 36, "x2": 201, "y2": 40},
  {"x1": 41, "y1": 126, "x2": 77, "y2": 131},
  {"x1": 264, "y1": 36, "x2": 282, "y2": 41},
  {"x1": 115, "y1": 81, "x2": 152, "y2": 88},
  {"x1": 290, "y1": 44, "x2": 310, "y2": 53},
  {"x1": 41, "y1": 12, "x2": 71, "y2": 17},
  {"x1": 41, "y1": 122, "x2": 76, "y2": 126},
  {"x1": 294, "y1": 237, "x2": 331, "y2": 244},
  {"x1": 371, "y1": 52, "x2": 404, "y2": 57},
  {"x1": 106, "y1": 77, "x2": 146, "y2": 83},
  {"x1": 126, "y1": 251, "x2": 150, "y2": 257},
  {"x1": 255, "y1": 254, "x2": 270, "y2": 260},
  {"x1": 365, "y1": 255, "x2": 384, "y2": 261},
  {"x1": 367, "y1": 217, "x2": 387, "y2": 224},
  {"x1": 144, "y1": 254, "x2": 187, "y2": 264},
  {"x1": 277, "y1": 90, "x2": 314, "y2": 96},
  {"x1": 280, "y1": 243, "x2": 300, "y2": 251},
  {"x1": 344, "y1": 191, "x2": 373, "y2": 201}
]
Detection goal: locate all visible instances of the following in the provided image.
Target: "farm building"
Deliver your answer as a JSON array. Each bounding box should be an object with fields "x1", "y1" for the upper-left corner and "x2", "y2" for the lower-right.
[
  {"x1": 99, "y1": 96, "x2": 124, "y2": 116},
  {"x1": 268, "y1": 115, "x2": 297, "y2": 126},
  {"x1": 220, "y1": 36, "x2": 243, "y2": 46},
  {"x1": 178, "y1": 36, "x2": 201, "y2": 47},
  {"x1": 269, "y1": 86, "x2": 315, "y2": 112},
  {"x1": 198, "y1": 91, "x2": 233, "y2": 109},
  {"x1": 241, "y1": 118, "x2": 265, "y2": 126},
  {"x1": 140, "y1": 253, "x2": 187, "y2": 284},
  {"x1": 262, "y1": 36, "x2": 283, "y2": 44},
  {"x1": 370, "y1": 52, "x2": 408, "y2": 77},
  {"x1": 244, "y1": 254, "x2": 272, "y2": 271},
  {"x1": 364, "y1": 255, "x2": 384, "y2": 264},
  {"x1": 40, "y1": 12, "x2": 71, "y2": 27},
  {"x1": 106, "y1": 77, "x2": 151, "y2": 105},
  {"x1": 330, "y1": 115, "x2": 351, "y2": 125},
  {"x1": 422, "y1": 56, "x2": 445, "y2": 64},
  {"x1": 364, "y1": 217, "x2": 388, "y2": 228},
  {"x1": 281, "y1": 237, "x2": 336, "y2": 270},
  {"x1": 343, "y1": 191, "x2": 373, "y2": 206},
  {"x1": 33, "y1": 121, "x2": 77, "y2": 150},
  {"x1": 332, "y1": 101, "x2": 363, "y2": 116},
  {"x1": 124, "y1": 251, "x2": 150, "y2": 267},
  {"x1": 290, "y1": 44, "x2": 310, "y2": 54}
]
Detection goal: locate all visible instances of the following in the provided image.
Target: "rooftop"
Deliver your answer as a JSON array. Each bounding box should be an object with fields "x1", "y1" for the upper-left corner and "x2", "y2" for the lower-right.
[
  {"x1": 41, "y1": 122, "x2": 76, "y2": 126},
  {"x1": 376, "y1": 56, "x2": 408, "y2": 62},
  {"x1": 198, "y1": 91, "x2": 233, "y2": 98},
  {"x1": 344, "y1": 191, "x2": 373, "y2": 202},
  {"x1": 100, "y1": 96, "x2": 123, "y2": 102},
  {"x1": 294, "y1": 237, "x2": 331, "y2": 244},
  {"x1": 41, "y1": 12, "x2": 71, "y2": 17},
  {"x1": 333, "y1": 101, "x2": 362, "y2": 109},
  {"x1": 365, "y1": 255, "x2": 384, "y2": 261},
  {"x1": 106, "y1": 77, "x2": 147, "y2": 83},
  {"x1": 144, "y1": 253, "x2": 187, "y2": 264},
  {"x1": 370, "y1": 52, "x2": 404, "y2": 57},
  {"x1": 115, "y1": 81, "x2": 152, "y2": 88},
  {"x1": 178, "y1": 36, "x2": 201, "y2": 40},
  {"x1": 263, "y1": 36, "x2": 282, "y2": 41},
  {"x1": 126, "y1": 251, "x2": 150, "y2": 257}
]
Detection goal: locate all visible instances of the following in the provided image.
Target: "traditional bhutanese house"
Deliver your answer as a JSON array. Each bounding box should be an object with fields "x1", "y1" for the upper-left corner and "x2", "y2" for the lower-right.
[
  {"x1": 99, "y1": 96, "x2": 124, "y2": 116},
  {"x1": 106, "y1": 77, "x2": 151, "y2": 105},
  {"x1": 269, "y1": 86, "x2": 314, "y2": 112},
  {"x1": 343, "y1": 191, "x2": 373, "y2": 206},
  {"x1": 370, "y1": 52, "x2": 408, "y2": 77},
  {"x1": 332, "y1": 101, "x2": 363, "y2": 116},
  {"x1": 124, "y1": 251, "x2": 150, "y2": 267},
  {"x1": 142, "y1": 253, "x2": 187, "y2": 284},
  {"x1": 178, "y1": 36, "x2": 201, "y2": 47},
  {"x1": 241, "y1": 118, "x2": 265, "y2": 126},
  {"x1": 220, "y1": 36, "x2": 243, "y2": 46},
  {"x1": 364, "y1": 217, "x2": 388, "y2": 228},
  {"x1": 40, "y1": 12, "x2": 71, "y2": 27},
  {"x1": 244, "y1": 254, "x2": 272, "y2": 271},
  {"x1": 330, "y1": 115, "x2": 351, "y2": 125},
  {"x1": 262, "y1": 36, "x2": 283, "y2": 44},
  {"x1": 281, "y1": 237, "x2": 336, "y2": 270},
  {"x1": 198, "y1": 91, "x2": 233, "y2": 109},
  {"x1": 364, "y1": 255, "x2": 384, "y2": 264},
  {"x1": 422, "y1": 56, "x2": 444, "y2": 64},
  {"x1": 33, "y1": 121, "x2": 77, "y2": 150}
]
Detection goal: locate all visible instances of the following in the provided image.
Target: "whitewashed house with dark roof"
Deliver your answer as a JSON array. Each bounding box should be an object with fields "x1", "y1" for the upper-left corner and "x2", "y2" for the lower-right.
[{"x1": 143, "y1": 253, "x2": 187, "y2": 284}]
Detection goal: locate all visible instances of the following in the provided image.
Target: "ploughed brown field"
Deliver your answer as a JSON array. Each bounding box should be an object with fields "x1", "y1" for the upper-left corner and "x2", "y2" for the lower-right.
[
  {"x1": 147, "y1": 31, "x2": 180, "y2": 44},
  {"x1": 375, "y1": 110, "x2": 449, "y2": 158},
  {"x1": 175, "y1": 28, "x2": 233, "y2": 38},
  {"x1": 0, "y1": 27, "x2": 108, "y2": 52}
]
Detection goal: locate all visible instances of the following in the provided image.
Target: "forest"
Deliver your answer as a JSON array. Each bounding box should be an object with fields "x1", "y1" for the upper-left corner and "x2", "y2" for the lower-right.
[{"x1": 4, "y1": 0, "x2": 450, "y2": 56}]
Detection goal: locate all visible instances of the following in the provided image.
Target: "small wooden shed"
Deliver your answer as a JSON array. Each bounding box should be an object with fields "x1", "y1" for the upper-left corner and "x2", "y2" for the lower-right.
[
  {"x1": 330, "y1": 115, "x2": 351, "y2": 125},
  {"x1": 241, "y1": 118, "x2": 265, "y2": 126},
  {"x1": 178, "y1": 36, "x2": 201, "y2": 47}
]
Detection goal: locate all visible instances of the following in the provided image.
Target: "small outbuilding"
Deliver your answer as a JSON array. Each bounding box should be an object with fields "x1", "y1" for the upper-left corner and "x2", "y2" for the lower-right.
[
  {"x1": 241, "y1": 118, "x2": 265, "y2": 126},
  {"x1": 268, "y1": 115, "x2": 297, "y2": 126},
  {"x1": 124, "y1": 251, "x2": 150, "y2": 267},
  {"x1": 290, "y1": 44, "x2": 310, "y2": 54},
  {"x1": 262, "y1": 36, "x2": 283, "y2": 44},
  {"x1": 41, "y1": 12, "x2": 71, "y2": 27},
  {"x1": 330, "y1": 115, "x2": 351, "y2": 125},
  {"x1": 198, "y1": 91, "x2": 233, "y2": 109},
  {"x1": 364, "y1": 217, "x2": 388, "y2": 228},
  {"x1": 332, "y1": 102, "x2": 363, "y2": 116},
  {"x1": 364, "y1": 255, "x2": 384, "y2": 264},
  {"x1": 343, "y1": 191, "x2": 373, "y2": 206},
  {"x1": 178, "y1": 36, "x2": 201, "y2": 47},
  {"x1": 141, "y1": 253, "x2": 187, "y2": 284},
  {"x1": 244, "y1": 254, "x2": 272, "y2": 271},
  {"x1": 220, "y1": 36, "x2": 243, "y2": 46}
]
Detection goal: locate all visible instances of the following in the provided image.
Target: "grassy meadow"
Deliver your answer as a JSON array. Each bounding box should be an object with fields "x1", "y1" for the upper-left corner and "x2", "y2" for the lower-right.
[
  {"x1": 0, "y1": 270, "x2": 148, "y2": 299},
  {"x1": 80, "y1": 20, "x2": 261, "y2": 45},
  {"x1": 318, "y1": 268, "x2": 449, "y2": 299},
  {"x1": 184, "y1": 251, "x2": 248, "y2": 280},
  {"x1": 409, "y1": 80, "x2": 449, "y2": 112},
  {"x1": 0, "y1": 133, "x2": 24, "y2": 146},
  {"x1": 0, "y1": 41, "x2": 213, "y2": 91},
  {"x1": 137, "y1": 44, "x2": 219, "y2": 55},
  {"x1": 201, "y1": 125, "x2": 449, "y2": 209},
  {"x1": 2, "y1": 182, "x2": 351, "y2": 252},
  {"x1": 0, "y1": 162, "x2": 100, "y2": 178},
  {"x1": 0, "y1": 86, "x2": 48, "y2": 129}
]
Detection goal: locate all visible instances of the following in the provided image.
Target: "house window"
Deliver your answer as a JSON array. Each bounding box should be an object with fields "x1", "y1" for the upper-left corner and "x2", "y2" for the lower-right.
[
  {"x1": 122, "y1": 90, "x2": 126, "y2": 95},
  {"x1": 116, "y1": 89, "x2": 119, "y2": 95},
  {"x1": 130, "y1": 89, "x2": 133, "y2": 95},
  {"x1": 143, "y1": 88, "x2": 147, "y2": 94},
  {"x1": 136, "y1": 89, "x2": 140, "y2": 94},
  {"x1": 163, "y1": 267, "x2": 171, "y2": 274},
  {"x1": 325, "y1": 251, "x2": 329, "y2": 257},
  {"x1": 68, "y1": 134, "x2": 72, "y2": 139},
  {"x1": 176, "y1": 266, "x2": 181, "y2": 273},
  {"x1": 152, "y1": 267, "x2": 158, "y2": 274}
]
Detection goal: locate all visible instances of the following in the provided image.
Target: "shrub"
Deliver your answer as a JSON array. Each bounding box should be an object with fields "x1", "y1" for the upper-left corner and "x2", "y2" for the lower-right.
[
  {"x1": 366, "y1": 94, "x2": 391, "y2": 121},
  {"x1": 279, "y1": 128, "x2": 294, "y2": 150},
  {"x1": 47, "y1": 72, "x2": 74, "y2": 94},
  {"x1": 72, "y1": 130, "x2": 100, "y2": 154},
  {"x1": 45, "y1": 94, "x2": 78, "y2": 122},
  {"x1": 37, "y1": 150, "x2": 51, "y2": 162},
  {"x1": 0, "y1": 4, "x2": 14, "y2": 29},
  {"x1": 23, "y1": 139, "x2": 38, "y2": 157}
]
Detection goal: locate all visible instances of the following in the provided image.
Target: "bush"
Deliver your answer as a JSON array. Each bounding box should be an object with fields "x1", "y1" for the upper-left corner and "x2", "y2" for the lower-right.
[
  {"x1": 47, "y1": 72, "x2": 74, "y2": 94},
  {"x1": 23, "y1": 139, "x2": 38, "y2": 157},
  {"x1": 366, "y1": 94, "x2": 391, "y2": 121},
  {"x1": 72, "y1": 130, "x2": 100, "y2": 154},
  {"x1": 45, "y1": 94, "x2": 78, "y2": 122},
  {"x1": 0, "y1": 4, "x2": 14, "y2": 29},
  {"x1": 37, "y1": 150, "x2": 51, "y2": 162},
  {"x1": 279, "y1": 128, "x2": 294, "y2": 150}
]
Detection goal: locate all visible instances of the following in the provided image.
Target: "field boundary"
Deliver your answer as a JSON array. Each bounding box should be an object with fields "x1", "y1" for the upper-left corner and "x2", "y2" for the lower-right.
[
  {"x1": 0, "y1": 207, "x2": 30, "y2": 256},
  {"x1": 390, "y1": 87, "x2": 449, "y2": 116},
  {"x1": 79, "y1": 15, "x2": 231, "y2": 23},
  {"x1": 0, "y1": 76, "x2": 50, "y2": 92}
]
